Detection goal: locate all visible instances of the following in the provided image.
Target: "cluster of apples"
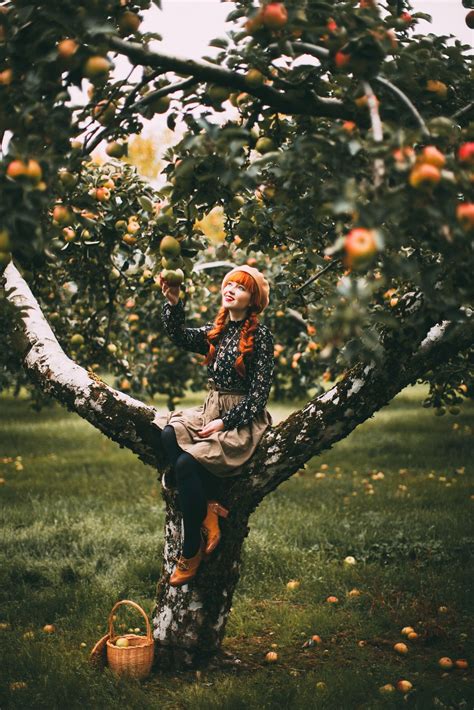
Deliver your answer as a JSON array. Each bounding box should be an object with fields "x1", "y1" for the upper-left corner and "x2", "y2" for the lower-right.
[
  {"x1": 408, "y1": 145, "x2": 447, "y2": 189},
  {"x1": 158, "y1": 236, "x2": 184, "y2": 286},
  {"x1": 6, "y1": 158, "x2": 43, "y2": 186},
  {"x1": 382, "y1": 624, "x2": 469, "y2": 693}
]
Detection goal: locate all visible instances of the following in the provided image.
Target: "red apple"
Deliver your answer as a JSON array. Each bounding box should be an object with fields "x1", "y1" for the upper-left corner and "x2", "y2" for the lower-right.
[
  {"x1": 83, "y1": 56, "x2": 111, "y2": 82},
  {"x1": 400, "y1": 12, "x2": 414, "y2": 25},
  {"x1": 265, "y1": 651, "x2": 278, "y2": 662},
  {"x1": 6, "y1": 159, "x2": 27, "y2": 179},
  {"x1": 418, "y1": 145, "x2": 446, "y2": 169},
  {"x1": 396, "y1": 680, "x2": 413, "y2": 692},
  {"x1": 57, "y1": 38, "x2": 78, "y2": 60},
  {"x1": 334, "y1": 51, "x2": 351, "y2": 69},
  {"x1": 52, "y1": 205, "x2": 72, "y2": 225},
  {"x1": 344, "y1": 228, "x2": 378, "y2": 266},
  {"x1": 409, "y1": 163, "x2": 441, "y2": 188},
  {"x1": 458, "y1": 142, "x2": 474, "y2": 165},
  {"x1": 394, "y1": 642, "x2": 408, "y2": 655},
  {"x1": 261, "y1": 3, "x2": 288, "y2": 30},
  {"x1": 456, "y1": 203, "x2": 474, "y2": 231},
  {"x1": 438, "y1": 657, "x2": 454, "y2": 670},
  {"x1": 426, "y1": 80, "x2": 448, "y2": 99}
]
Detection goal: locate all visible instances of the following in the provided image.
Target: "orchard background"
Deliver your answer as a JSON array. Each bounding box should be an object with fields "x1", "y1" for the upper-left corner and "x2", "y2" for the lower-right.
[{"x1": 0, "y1": 0, "x2": 473, "y2": 704}]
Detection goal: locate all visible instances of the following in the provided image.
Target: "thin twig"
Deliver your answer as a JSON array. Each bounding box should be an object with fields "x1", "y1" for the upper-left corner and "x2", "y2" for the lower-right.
[
  {"x1": 451, "y1": 101, "x2": 474, "y2": 121},
  {"x1": 82, "y1": 66, "x2": 137, "y2": 155},
  {"x1": 362, "y1": 80, "x2": 384, "y2": 188},
  {"x1": 295, "y1": 258, "x2": 342, "y2": 294},
  {"x1": 131, "y1": 76, "x2": 198, "y2": 111},
  {"x1": 374, "y1": 76, "x2": 430, "y2": 136},
  {"x1": 84, "y1": 78, "x2": 198, "y2": 155}
]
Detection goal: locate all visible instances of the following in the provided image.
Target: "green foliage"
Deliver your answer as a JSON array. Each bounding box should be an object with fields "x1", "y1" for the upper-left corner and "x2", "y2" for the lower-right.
[{"x1": 0, "y1": 0, "x2": 473, "y2": 411}]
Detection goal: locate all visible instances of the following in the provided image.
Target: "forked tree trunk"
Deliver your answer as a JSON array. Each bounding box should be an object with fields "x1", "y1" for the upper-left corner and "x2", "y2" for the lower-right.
[
  {"x1": 152, "y1": 482, "x2": 254, "y2": 668},
  {"x1": 2, "y1": 261, "x2": 472, "y2": 668}
]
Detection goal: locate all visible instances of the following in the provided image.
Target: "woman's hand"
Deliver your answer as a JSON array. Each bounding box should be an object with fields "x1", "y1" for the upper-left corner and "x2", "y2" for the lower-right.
[
  {"x1": 159, "y1": 274, "x2": 181, "y2": 306},
  {"x1": 197, "y1": 418, "x2": 225, "y2": 438}
]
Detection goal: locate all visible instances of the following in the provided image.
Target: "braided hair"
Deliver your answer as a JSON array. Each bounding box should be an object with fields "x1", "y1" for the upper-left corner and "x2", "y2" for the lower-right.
[{"x1": 201, "y1": 270, "x2": 260, "y2": 378}]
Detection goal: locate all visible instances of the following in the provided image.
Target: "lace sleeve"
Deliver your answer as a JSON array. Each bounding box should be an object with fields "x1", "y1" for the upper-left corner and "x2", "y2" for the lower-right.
[{"x1": 162, "y1": 300, "x2": 212, "y2": 355}]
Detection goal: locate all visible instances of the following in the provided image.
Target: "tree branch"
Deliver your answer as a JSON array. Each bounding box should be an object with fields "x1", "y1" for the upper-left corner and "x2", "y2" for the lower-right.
[
  {"x1": 451, "y1": 101, "x2": 474, "y2": 121},
  {"x1": 3, "y1": 261, "x2": 469, "y2": 516},
  {"x1": 84, "y1": 76, "x2": 199, "y2": 156},
  {"x1": 362, "y1": 80, "x2": 384, "y2": 187},
  {"x1": 108, "y1": 37, "x2": 353, "y2": 120},
  {"x1": 1, "y1": 261, "x2": 166, "y2": 470},
  {"x1": 374, "y1": 76, "x2": 430, "y2": 137},
  {"x1": 236, "y1": 311, "x2": 472, "y2": 505}
]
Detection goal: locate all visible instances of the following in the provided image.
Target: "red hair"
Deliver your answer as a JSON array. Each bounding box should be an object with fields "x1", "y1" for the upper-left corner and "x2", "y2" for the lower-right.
[{"x1": 201, "y1": 270, "x2": 261, "y2": 378}]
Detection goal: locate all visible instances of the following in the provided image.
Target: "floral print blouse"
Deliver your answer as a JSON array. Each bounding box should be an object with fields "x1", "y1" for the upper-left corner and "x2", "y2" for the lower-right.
[{"x1": 162, "y1": 299, "x2": 274, "y2": 431}]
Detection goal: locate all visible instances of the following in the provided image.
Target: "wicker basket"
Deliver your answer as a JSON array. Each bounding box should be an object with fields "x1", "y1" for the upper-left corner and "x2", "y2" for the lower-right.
[{"x1": 105, "y1": 600, "x2": 154, "y2": 680}]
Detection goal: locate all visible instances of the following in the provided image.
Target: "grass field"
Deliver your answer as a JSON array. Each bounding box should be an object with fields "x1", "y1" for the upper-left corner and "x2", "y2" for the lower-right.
[{"x1": 0, "y1": 385, "x2": 473, "y2": 709}]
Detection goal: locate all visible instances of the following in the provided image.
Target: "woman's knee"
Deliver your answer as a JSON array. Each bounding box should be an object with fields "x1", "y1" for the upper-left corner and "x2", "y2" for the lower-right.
[
  {"x1": 174, "y1": 452, "x2": 198, "y2": 482},
  {"x1": 161, "y1": 424, "x2": 177, "y2": 452},
  {"x1": 161, "y1": 424, "x2": 175, "y2": 442}
]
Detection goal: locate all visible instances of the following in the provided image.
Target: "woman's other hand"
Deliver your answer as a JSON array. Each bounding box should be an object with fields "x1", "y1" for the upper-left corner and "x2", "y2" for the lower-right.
[
  {"x1": 159, "y1": 274, "x2": 181, "y2": 306},
  {"x1": 197, "y1": 418, "x2": 225, "y2": 438}
]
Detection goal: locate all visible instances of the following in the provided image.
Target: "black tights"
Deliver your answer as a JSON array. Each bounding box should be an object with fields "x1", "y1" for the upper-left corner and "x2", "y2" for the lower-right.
[{"x1": 160, "y1": 425, "x2": 219, "y2": 558}]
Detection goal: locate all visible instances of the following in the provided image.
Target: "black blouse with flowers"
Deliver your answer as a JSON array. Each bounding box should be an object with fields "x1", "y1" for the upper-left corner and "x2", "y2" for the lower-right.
[{"x1": 161, "y1": 299, "x2": 274, "y2": 431}]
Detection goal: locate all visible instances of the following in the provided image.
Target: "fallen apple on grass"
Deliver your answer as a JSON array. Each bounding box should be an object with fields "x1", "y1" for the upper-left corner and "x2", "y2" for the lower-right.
[
  {"x1": 438, "y1": 656, "x2": 453, "y2": 670},
  {"x1": 394, "y1": 642, "x2": 409, "y2": 655},
  {"x1": 396, "y1": 679, "x2": 413, "y2": 693},
  {"x1": 379, "y1": 684, "x2": 396, "y2": 694}
]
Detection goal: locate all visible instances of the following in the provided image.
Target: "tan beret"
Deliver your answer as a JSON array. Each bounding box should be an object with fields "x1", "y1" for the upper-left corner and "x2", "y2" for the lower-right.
[{"x1": 222, "y1": 265, "x2": 270, "y2": 313}]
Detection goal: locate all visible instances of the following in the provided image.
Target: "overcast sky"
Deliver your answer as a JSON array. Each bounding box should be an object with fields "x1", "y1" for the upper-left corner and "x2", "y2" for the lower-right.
[{"x1": 151, "y1": 0, "x2": 473, "y2": 57}]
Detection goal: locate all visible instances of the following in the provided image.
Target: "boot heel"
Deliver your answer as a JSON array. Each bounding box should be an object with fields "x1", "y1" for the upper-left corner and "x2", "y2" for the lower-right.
[{"x1": 210, "y1": 502, "x2": 229, "y2": 518}]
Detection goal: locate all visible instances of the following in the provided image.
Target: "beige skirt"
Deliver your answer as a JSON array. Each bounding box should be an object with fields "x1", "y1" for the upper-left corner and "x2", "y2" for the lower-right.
[{"x1": 152, "y1": 387, "x2": 273, "y2": 478}]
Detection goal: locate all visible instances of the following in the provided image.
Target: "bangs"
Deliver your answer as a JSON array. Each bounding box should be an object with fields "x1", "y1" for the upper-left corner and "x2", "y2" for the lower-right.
[{"x1": 222, "y1": 270, "x2": 256, "y2": 294}]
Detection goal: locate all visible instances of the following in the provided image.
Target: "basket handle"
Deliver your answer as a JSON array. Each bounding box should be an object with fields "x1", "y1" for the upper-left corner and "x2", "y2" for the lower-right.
[{"x1": 108, "y1": 600, "x2": 153, "y2": 642}]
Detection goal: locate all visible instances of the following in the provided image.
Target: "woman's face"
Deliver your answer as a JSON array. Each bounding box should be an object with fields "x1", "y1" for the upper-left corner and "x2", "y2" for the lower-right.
[{"x1": 222, "y1": 279, "x2": 252, "y2": 316}]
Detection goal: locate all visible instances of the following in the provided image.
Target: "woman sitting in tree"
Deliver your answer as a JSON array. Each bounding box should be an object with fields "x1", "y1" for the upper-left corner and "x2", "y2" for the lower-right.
[{"x1": 154, "y1": 265, "x2": 274, "y2": 586}]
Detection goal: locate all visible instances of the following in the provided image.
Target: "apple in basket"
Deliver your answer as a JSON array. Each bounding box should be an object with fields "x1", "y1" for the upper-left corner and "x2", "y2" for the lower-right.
[{"x1": 115, "y1": 637, "x2": 130, "y2": 648}]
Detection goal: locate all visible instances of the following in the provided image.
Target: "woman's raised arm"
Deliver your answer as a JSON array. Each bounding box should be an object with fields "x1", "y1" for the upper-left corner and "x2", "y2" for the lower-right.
[{"x1": 160, "y1": 276, "x2": 212, "y2": 355}]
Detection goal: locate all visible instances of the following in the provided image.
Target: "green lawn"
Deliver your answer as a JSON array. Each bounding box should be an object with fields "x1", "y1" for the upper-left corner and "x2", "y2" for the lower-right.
[{"x1": 0, "y1": 385, "x2": 473, "y2": 709}]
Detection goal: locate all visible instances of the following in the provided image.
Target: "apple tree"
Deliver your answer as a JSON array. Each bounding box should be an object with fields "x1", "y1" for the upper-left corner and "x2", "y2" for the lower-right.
[{"x1": 1, "y1": 0, "x2": 473, "y2": 667}]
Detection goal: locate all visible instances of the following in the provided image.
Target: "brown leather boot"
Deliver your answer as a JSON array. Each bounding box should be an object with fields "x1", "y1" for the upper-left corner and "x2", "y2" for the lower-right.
[
  {"x1": 202, "y1": 501, "x2": 229, "y2": 558},
  {"x1": 169, "y1": 543, "x2": 204, "y2": 587}
]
